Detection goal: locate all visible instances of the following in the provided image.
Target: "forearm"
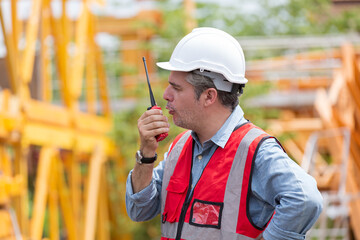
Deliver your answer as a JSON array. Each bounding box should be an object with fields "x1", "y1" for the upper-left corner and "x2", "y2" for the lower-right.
[
  {"x1": 131, "y1": 162, "x2": 155, "y2": 193},
  {"x1": 126, "y1": 171, "x2": 161, "y2": 221},
  {"x1": 126, "y1": 157, "x2": 166, "y2": 222}
]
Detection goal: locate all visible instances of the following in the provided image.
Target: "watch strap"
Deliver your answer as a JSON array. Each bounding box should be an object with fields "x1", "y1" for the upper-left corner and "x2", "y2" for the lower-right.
[
  {"x1": 141, "y1": 153, "x2": 157, "y2": 164},
  {"x1": 136, "y1": 150, "x2": 157, "y2": 164}
]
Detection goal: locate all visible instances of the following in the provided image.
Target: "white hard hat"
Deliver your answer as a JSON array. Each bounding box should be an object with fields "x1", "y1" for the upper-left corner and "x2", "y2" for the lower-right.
[{"x1": 157, "y1": 27, "x2": 248, "y2": 85}]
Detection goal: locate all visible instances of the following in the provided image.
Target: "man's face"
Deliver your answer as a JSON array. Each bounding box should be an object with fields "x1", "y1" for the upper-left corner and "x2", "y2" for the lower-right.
[{"x1": 163, "y1": 71, "x2": 202, "y2": 130}]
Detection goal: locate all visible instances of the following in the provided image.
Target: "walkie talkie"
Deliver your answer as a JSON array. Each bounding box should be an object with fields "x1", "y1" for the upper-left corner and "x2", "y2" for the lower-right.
[{"x1": 142, "y1": 57, "x2": 168, "y2": 142}]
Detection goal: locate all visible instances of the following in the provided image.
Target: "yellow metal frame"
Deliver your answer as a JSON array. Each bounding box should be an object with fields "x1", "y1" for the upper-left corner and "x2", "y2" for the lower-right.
[{"x1": 0, "y1": 1, "x2": 130, "y2": 239}]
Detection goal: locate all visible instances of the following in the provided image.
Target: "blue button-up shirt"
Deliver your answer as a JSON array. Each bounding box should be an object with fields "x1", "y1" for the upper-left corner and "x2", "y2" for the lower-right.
[{"x1": 126, "y1": 105, "x2": 323, "y2": 240}]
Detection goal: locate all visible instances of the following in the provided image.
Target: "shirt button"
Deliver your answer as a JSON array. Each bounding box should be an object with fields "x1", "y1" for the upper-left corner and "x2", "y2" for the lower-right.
[{"x1": 198, "y1": 155, "x2": 203, "y2": 160}]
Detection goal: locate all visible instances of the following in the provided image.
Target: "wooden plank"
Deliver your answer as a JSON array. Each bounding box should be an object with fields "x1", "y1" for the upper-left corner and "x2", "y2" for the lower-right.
[
  {"x1": 346, "y1": 159, "x2": 360, "y2": 240},
  {"x1": 314, "y1": 89, "x2": 346, "y2": 164},
  {"x1": 24, "y1": 100, "x2": 71, "y2": 127},
  {"x1": 57, "y1": 155, "x2": 78, "y2": 240},
  {"x1": 0, "y1": 210, "x2": 14, "y2": 238},
  {"x1": 0, "y1": 3, "x2": 19, "y2": 93},
  {"x1": 96, "y1": 166, "x2": 110, "y2": 240},
  {"x1": 20, "y1": 0, "x2": 42, "y2": 99},
  {"x1": 90, "y1": 13, "x2": 110, "y2": 117},
  {"x1": 70, "y1": 0, "x2": 90, "y2": 105},
  {"x1": 184, "y1": 0, "x2": 196, "y2": 32},
  {"x1": 342, "y1": 44, "x2": 360, "y2": 111},
  {"x1": 30, "y1": 147, "x2": 54, "y2": 240},
  {"x1": 50, "y1": 6, "x2": 71, "y2": 107},
  {"x1": 85, "y1": 15, "x2": 97, "y2": 115},
  {"x1": 283, "y1": 138, "x2": 304, "y2": 164},
  {"x1": 75, "y1": 133, "x2": 114, "y2": 156},
  {"x1": 94, "y1": 42, "x2": 111, "y2": 117},
  {"x1": 95, "y1": 10, "x2": 161, "y2": 35},
  {"x1": 83, "y1": 144, "x2": 106, "y2": 240},
  {"x1": 74, "y1": 112, "x2": 112, "y2": 134},
  {"x1": 40, "y1": 0, "x2": 53, "y2": 102},
  {"x1": 23, "y1": 123, "x2": 74, "y2": 149},
  {"x1": 48, "y1": 156, "x2": 59, "y2": 240},
  {"x1": 13, "y1": 143, "x2": 29, "y2": 236},
  {"x1": 267, "y1": 118, "x2": 323, "y2": 134},
  {"x1": 11, "y1": 0, "x2": 19, "y2": 51},
  {"x1": 315, "y1": 89, "x2": 334, "y2": 127}
]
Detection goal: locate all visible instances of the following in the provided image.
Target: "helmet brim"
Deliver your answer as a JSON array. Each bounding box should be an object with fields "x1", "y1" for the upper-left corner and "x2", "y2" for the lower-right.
[{"x1": 156, "y1": 62, "x2": 190, "y2": 72}]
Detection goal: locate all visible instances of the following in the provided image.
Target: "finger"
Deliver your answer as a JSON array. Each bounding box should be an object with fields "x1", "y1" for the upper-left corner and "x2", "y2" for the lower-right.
[
  {"x1": 138, "y1": 120, "x2": 169, "y2": 137},
  {"x1": 145, "y1": 121, "x2": 170, "y2": 132},
  {"x1": 140, "y1": 116, "x2": 169, "y2": 129},
  {"x1": 139, "y1": 108, "x2": 163, "y2": 121}
]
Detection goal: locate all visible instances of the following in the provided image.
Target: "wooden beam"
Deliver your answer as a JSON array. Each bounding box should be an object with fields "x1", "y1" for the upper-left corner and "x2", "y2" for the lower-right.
[
  {"x1": 20, "y1": 0, "x2": 43, "y2": 99},
  {"x1": 83, "y1": 144, "x2": 106, "y2": 240},
  {"x1": 40, "y1": 0, "x2": 53, "y2": 102},
  {"x1": 48, "y1": 155, "x2": 60, "y2": 240},
  {"x1": 0, "y1": 3, "x2": 19, "y2": 93},
  {"x1": 95, "y1": 10, "x2": 162, "y2": 35},
  {"x1": 30, "y1": 147, "x2": 54, "y2": 240},
  {"x1": 342, "y1": 44, "x2": 360, "y2": 110},
  {"x1": 347, "y1": 159, "x2": 360, "y2": 240},
  {"x1": 57, "y1": 154, "x2": 78, "y2": 240},
  {"x1": 267, "y1": 118, "x2": 323, "y2": 134},
  {"x1": 70, "y1": 1, "x2": 90, "y2": 109}
]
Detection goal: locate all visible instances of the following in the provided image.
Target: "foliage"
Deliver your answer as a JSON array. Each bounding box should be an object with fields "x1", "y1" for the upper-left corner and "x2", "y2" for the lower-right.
[{"x1": 196, "y1": 0, "x2": 360, "y2": 36}]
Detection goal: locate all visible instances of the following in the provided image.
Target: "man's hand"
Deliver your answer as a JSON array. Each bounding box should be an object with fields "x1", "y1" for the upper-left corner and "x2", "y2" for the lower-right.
[
  {"x1": 131, "y1": 108, "x2": 169, "y2": 194},
  {"x1": 137, "y1": 108, "x2": 169, "y2": 157}
]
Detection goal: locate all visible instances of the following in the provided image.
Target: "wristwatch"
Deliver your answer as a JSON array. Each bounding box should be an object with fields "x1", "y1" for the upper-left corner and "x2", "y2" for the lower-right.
[{"x1": 135, "y1": 150, "x2": 157, "y2": 164}]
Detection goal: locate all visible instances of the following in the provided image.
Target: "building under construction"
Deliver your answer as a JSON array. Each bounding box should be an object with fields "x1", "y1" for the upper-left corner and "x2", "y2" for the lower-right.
[{"x1": 0, "y1": 0, "x2": 360, "y2": 240}]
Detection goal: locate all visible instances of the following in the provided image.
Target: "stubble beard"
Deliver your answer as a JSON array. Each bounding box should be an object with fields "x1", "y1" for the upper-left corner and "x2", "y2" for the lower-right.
[{"x1": 172, "y1": 106, "x2": 202, "y2": 132}]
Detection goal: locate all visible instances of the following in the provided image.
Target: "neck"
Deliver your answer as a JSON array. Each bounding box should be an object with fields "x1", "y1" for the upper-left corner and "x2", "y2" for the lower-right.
[{"x1": 196, "y1": 105, "x2": 232, "y2": 144}]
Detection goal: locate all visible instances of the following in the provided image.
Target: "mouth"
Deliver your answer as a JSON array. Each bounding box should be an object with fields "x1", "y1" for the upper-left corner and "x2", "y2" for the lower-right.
[{"x1": 166, "y1": 104, "x2": 175, "y2": 115}]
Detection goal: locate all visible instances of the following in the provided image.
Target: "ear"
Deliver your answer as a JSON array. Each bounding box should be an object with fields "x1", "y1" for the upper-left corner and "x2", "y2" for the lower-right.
[{"x1": 202, "y1": 88, "x2": 218, "y2": 107}]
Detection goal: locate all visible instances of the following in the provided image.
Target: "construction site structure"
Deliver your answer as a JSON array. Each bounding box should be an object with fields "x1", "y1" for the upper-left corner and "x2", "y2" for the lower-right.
[
  {"x1": 0, "y1": 0, "x2": 197, "y2": 239},
  {"x1": 240, "y1": 35, "x2": 360, "y2": 239},
  {"x1": 1, "y1": 0, "x2": 360, "y2": 239},
  {"x1": 0, "y1": 0, "x2": 164, "y2": 239}
]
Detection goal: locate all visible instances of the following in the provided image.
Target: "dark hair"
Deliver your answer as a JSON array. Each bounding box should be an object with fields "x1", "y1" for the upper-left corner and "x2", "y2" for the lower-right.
[{"x1": 186, "y1": 71, "x2": 244, "y2": 111}]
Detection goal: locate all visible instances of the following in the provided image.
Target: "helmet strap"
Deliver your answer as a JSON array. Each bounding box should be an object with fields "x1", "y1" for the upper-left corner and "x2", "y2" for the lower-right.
[
  {"x1": 231, "y1": 84, "x2": 240, "y2": 94},
  {"x1": 231, "y1": 84, "x2": 245, "y2": 95}
]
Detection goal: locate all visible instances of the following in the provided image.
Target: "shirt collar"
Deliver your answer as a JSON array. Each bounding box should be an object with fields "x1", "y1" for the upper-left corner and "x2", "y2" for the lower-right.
[{"x1": 191, "y1": 105, "x2": 245, "y2": 149}]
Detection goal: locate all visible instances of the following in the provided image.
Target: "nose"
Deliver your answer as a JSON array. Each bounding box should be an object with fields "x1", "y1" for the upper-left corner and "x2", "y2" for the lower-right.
[{"x1": 163, "y1": 85, "x2": 172, "y2": 102}]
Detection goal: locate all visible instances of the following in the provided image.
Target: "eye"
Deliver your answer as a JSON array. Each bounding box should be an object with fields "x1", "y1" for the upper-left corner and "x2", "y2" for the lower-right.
[
  {"x1": 169, "y1": 82, "x2": 181, "y2": 91},
  {"x1": 173, "y1": 86, "x2": 180, "y2": 91}
]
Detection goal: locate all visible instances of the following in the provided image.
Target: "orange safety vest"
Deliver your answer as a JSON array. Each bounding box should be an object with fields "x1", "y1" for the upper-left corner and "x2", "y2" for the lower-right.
[{"x1": 160, "y1": 123, "x2": 276, "y2": 240}]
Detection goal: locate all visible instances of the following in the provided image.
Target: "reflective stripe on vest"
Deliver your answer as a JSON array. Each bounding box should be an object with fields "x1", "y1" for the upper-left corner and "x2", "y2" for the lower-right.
[{"x1": 161, "y1": 123, "x2": 272, "y2": 240}]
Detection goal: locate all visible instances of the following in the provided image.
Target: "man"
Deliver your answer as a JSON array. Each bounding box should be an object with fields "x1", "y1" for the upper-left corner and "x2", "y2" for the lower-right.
[{"x1": 126, "y1": 27, "x2": 323, "y2": 240}]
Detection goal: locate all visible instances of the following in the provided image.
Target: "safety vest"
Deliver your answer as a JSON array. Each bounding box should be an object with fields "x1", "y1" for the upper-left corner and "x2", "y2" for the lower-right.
[{"x1": 160, "y1": 122, "x2": 276, "y2": 240}]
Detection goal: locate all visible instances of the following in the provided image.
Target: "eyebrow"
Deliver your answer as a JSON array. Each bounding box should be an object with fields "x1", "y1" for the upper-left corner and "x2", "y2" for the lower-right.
[{"x1": 169, "y1": 81, "x2": 181, "y2": 88}]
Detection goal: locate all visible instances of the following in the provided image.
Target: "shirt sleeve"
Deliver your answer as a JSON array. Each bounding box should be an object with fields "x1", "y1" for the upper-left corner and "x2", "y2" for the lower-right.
[
  {"x1": 125, "y1": 152, "x2": 167, "y2": 222},
  {"x1": 252, "y1": 138, "x2": 323, "y2": 240}
]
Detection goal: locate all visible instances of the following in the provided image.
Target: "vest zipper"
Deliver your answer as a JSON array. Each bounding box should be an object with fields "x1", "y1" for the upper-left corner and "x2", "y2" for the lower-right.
[
  {"x1": 175, "y1": 190, "x2": 192, "y2": 240},
  {"x1": 175, "y1": 142, "x2": 194, "y2": 240},
  {"x1": 174, "y1": 141, "x2": 221, "y2": 240}
]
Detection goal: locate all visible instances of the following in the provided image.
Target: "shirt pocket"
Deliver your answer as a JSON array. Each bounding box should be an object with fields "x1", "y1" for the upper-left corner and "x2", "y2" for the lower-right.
[
  {"x1": 162, "y1": 179, "x2": 188, "y2": 223},
  {"x1": 189, "y1": 199, "x2": 224, "y2": 229}
]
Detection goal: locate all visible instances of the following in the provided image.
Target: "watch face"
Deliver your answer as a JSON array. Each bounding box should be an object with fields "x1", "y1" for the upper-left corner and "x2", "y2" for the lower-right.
[
  {"x1": 135, "y1": 150, "x2": 143, "y2": 164},
  {"x1": 135, "y1": 150, "x2": 157, "y2": 164}
]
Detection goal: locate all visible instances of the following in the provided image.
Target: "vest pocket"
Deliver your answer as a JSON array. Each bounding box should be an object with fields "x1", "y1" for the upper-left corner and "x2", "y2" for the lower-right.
[
  {"x1": 189, "y1": 199, "x2": 224, "y2": 229},
  {"x1": 163, "y1": 179, "x2": 188, "y2": 223}
]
